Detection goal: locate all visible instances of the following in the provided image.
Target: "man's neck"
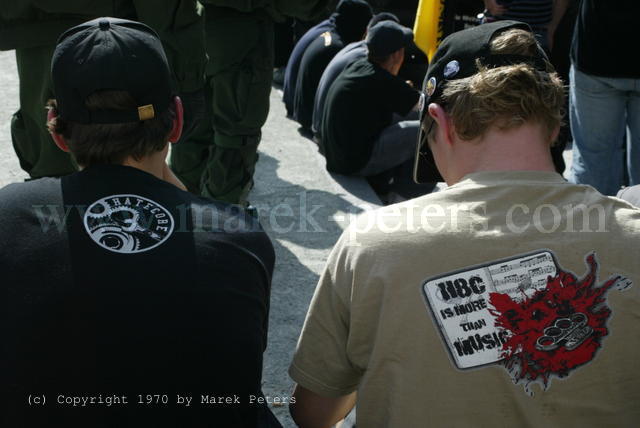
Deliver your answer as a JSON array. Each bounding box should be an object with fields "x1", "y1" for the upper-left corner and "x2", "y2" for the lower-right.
[
  {"x1": 371, "y1": 58, "x2": 397, "y2": 75},
  {"x1": 447, "y1": 123, "x2": 557, "y2": 185},
  {"x1": 121, "y1": 148, "x2": 168, "y2": 181}
]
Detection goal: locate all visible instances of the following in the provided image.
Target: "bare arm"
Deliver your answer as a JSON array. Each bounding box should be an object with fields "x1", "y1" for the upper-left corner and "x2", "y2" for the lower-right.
[{"x1": 290, "y1": 384, "x2": 357, "y2": 428}]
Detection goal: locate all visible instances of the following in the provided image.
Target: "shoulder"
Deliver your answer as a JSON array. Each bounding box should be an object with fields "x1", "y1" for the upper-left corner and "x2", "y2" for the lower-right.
[
  {"x1": 188, "y1": 196, "x2": 276, "y2": 275},
  {"x1": 0, "y1": 178, "x2": 62, "y2": 212},
  {"x1": 338, "y1": 193, "x2": 452, "y2": 257},
  {"x1": 617, "y1": 185, "x2": 640, "y2": 208}
]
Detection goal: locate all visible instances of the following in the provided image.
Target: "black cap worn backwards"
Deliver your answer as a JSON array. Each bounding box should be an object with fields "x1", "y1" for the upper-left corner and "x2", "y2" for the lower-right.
[
  {"x1": 52, "y1": 17, "x2": 173, "y2": 124},
  {"x1": 413, "y1": 21, "x2": 551, "y2": 183},
  {"x1": 366, "y1": 21, "x2": 414, "y2": 58},
  {"x1": 367, "y1": 12, "x2": 399, "y2": 30}
]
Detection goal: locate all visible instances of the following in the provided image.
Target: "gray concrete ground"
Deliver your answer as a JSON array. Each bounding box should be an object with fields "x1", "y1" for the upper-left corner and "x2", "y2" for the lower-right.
[
  {"x1": 0, "y1": 51, "x2": 28, "y2": 186},
  {"x1": 251, "y1": 88, "x2": 382, "y2": 426}
]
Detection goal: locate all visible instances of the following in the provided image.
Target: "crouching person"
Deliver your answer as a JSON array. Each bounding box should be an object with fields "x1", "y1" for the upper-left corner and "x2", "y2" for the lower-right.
[
  {"x1": 289, "y1": 21, "x2": 640, "y2": 428},
  {"x1": 0, "y1": 18, "x2": 279, "y2": 428}
]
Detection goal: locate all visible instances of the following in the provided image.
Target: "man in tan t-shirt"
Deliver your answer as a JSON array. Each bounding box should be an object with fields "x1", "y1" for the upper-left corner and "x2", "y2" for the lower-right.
[{"x1": 288, "y1": 21, "x2": 640, "y2": 427}]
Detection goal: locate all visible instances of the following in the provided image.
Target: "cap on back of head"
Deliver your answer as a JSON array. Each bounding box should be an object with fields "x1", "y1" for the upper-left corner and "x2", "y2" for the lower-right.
[
  {"x1": 367, "y1": 12, "x2": 400, "y2": 30},
  {"x1": 414, "y1": 21, "x2": 551, "y2": 184},
  {"x1": 52, "y1": 17, "x2": 173, "y2": 124},
  {"x1": 366, "y1": 21, "x2": 414, "y2": 58},
  {"x1": 333, "y1": 0, "x2": 373, "y2": 41},
  {"x1": 335, "y1": 0, "x2": 372, "y2": 15},
  {"x1": 418, "y1": 21, "x2": 549, "y2": 124}
]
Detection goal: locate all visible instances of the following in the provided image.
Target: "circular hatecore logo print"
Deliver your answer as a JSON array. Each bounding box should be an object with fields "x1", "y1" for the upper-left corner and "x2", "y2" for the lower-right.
[{"x1": 84, "y1": 194, "x2": 174, "y2": 254}]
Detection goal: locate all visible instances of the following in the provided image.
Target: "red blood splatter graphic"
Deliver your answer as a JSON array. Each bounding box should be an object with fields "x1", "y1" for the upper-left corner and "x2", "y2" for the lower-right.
[{"x1": 489, "y1": 254, "x2": 621, "y2": 390}]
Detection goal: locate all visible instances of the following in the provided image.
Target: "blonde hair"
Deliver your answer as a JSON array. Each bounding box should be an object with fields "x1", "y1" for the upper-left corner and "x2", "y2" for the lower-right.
[{"x1": 437, "y1": 29, "x2": 564, "y2": 144}]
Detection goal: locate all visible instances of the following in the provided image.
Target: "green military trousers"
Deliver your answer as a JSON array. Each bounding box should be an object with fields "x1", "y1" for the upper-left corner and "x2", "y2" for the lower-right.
[
  {"x1": 11, "y1": 45, "x2": 76, "y2": 178},
  {"x1": 170, "y1": 6, "x2": 274, "y2": 205}
]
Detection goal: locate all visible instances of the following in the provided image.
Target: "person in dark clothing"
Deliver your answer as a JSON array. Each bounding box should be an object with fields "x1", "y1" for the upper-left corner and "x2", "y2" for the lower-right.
[
  {"x1": 170, "y1": 0, "x2": 330, "y2": 205},
  {"x1": 321, "y1": 21, "x2": 419, "y2": 176},
  {"x1": 282, "y1": 17, "x2": 334, "y2": 116},
  {"x1": 311, "y1": 12, "x2": 400, "y2": 141},
  {"x1": 292, "y1": 0, "x2": 373, "y2": 132},
  {"x1": 0, "y1": 1, "x2": 207, "y2": 180},
  {"x1": 0, "y1": 18, "x2": 278, "y2": 428},
  {"x1": 282, "y1": 0, "x2": 372, "y2": 118}
]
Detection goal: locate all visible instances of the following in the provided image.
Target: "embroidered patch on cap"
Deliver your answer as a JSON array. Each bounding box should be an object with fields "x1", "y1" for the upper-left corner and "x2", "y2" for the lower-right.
[
  {"x1": 84, "y1": 194, "x2": 174, "y2": 254},
  {"x1": 444, "y1": 60, "x2": 460, "y2": 78}
]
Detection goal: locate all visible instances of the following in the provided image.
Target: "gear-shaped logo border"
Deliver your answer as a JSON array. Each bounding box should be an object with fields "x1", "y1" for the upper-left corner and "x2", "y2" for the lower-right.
[{"x1": 83, "y1": 194, "x2": 174, "y2": 254}]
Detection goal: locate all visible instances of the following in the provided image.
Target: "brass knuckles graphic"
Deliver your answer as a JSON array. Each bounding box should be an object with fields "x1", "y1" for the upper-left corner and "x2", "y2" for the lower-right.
[{"x1": 535, "y1": 312, "x2": 593, "y2": 352}]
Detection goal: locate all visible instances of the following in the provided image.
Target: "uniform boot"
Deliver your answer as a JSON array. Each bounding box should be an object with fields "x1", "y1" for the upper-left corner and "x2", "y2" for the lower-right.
[{"x1": 200, "y1": 133, "x2": 261, "y2": 206}]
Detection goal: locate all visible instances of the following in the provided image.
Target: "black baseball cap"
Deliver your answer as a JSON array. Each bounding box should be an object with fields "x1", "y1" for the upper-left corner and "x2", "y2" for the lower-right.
[
  {"x1": 366, "y1": 21, "x2": 414, "y2": 58},
  {"x1": 367, "y1": 12, "x2": 400, "y2": 30},
  {"x1": 413, "y1": 21, "x2": 551, "y2": 183},
  {"x1": 52, "y1": 17, "x2": 173, "y2": 124}
]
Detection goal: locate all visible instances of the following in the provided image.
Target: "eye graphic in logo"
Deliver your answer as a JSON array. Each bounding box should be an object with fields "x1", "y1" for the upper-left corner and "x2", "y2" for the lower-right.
[{"x1": 83, "y1": 194, "x2": 174, "y2": 254}]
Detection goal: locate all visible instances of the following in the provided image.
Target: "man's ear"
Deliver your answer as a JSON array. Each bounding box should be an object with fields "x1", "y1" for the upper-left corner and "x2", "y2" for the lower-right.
[
  {"x1": 427, "y1": 103, "x2": 453, "y2": 146},
  {"x1": 168, "y1": 95, "x2": 184, "y2": 144},
  {"x1": 46, "y1": 108, "x2": 70, "y2": 152}
]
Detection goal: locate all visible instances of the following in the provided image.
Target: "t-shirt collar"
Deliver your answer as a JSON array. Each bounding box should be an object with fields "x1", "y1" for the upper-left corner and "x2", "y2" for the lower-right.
[{"x1": 451, "y1": 170, "x2": 566, "y2": 189}]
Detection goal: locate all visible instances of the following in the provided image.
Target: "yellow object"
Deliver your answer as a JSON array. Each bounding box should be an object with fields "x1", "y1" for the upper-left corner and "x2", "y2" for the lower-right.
[{"x1": 413, "y1": 0, "x2": 445, "y2": 61}]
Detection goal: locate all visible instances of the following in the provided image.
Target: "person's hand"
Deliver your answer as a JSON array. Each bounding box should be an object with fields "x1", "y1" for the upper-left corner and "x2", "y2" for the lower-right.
[
  {"x1": 177, "y1": 88, "x2": 206, "y2": 143},
  {"x1": 405, "y1": 80, "x2": 415, "y2": 88},
  {"x1": 162, "y1": 162, "x2": 187, "y2": 191},
  {"x1": 484, "y1": 0, "x2": 507, "y2": 16}
]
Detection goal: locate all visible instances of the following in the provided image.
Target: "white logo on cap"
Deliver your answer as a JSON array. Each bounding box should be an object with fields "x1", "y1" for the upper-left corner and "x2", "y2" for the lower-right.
[
  {"x1": 426, "y1": 76, "x2": 437, "y2": 96},
  {"x1": 84, "y1": 194, "x2": 174, "y2": 254},
  {"x1": 418, "y1": 92, "x2": 426, "y2": 112},
  {"x1": 444, "y1": 60, "x2": 460, "y2": 78}
]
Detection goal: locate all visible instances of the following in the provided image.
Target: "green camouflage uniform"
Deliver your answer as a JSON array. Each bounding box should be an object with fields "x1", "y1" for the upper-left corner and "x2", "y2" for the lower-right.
[
  {"x1": 0, "y1": 1, "x2": 206, "y2": 179},
  {"x1": 170, "y1": 0, "x2": 330, "y2": 205}
]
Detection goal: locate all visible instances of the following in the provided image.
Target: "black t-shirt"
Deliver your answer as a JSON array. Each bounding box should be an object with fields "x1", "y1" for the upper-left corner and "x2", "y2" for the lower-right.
[
  {"x1": 0, "y1": 165, "x2": 276, "y2": 427},
  {"x1": 293, "y1": 30, "x2": 345, "y2": 130},
  {"x1": 321, "y1": 57, "x2": 420, "y2": 174},
  {"x1": 571, "y1": 0, "x2": 640, "y2": 78}
]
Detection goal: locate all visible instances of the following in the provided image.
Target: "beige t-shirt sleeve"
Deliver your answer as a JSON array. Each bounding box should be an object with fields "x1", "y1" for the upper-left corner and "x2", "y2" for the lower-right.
[{"x1": 289, "y1": 230, "x2": 362, "y2": 397}]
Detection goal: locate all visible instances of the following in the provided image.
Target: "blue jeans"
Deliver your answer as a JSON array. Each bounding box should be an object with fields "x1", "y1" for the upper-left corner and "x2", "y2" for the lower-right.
[{"x1": 568, "y1": 66, "x2": 640, "y2": 195}]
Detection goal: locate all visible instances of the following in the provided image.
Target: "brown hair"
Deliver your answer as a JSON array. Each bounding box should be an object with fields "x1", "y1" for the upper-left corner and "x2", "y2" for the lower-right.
[
  {"x1": 47, "y1": 90, "x2": 175, "y2": 167},
  {"x1": 431, "y1": 28, "x2": 564, "y2": 144}
]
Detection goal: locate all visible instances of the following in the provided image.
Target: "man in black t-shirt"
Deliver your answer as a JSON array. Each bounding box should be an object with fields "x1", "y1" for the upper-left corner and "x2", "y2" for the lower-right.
[
  {"x1": 0, "y1": 18, "x2": 278, "y2": 428},
  {"x1": 321, "y1": 21, "x2": 420, "y2": 179}
]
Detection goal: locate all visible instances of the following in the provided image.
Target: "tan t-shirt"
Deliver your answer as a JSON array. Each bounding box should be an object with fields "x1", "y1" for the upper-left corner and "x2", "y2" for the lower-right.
[{"x1": 290, "y1": 171, "x2": 640, "y2": 427}]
